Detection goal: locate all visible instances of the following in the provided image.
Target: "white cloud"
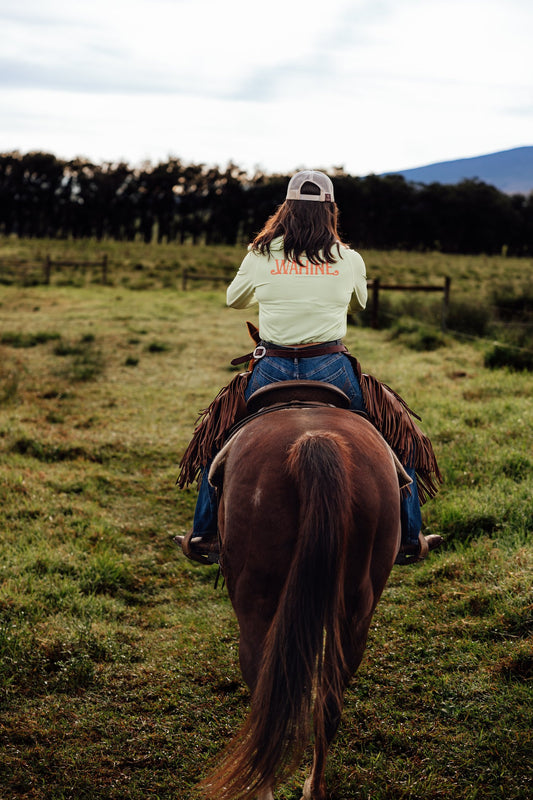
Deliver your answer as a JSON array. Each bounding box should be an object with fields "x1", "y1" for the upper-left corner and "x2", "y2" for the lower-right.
[{"x1": 0, "y1": 0, "x2": 531, "y2": 174}]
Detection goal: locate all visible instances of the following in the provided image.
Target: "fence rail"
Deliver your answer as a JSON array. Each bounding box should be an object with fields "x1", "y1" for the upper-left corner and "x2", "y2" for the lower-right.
[{"x1": 181, "y1": 268, "x2": 233, "y2": 290}]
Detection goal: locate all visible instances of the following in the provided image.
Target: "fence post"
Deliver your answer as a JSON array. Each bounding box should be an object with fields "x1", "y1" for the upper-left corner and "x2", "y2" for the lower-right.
[
  {"x1": 371, "y1": 278, "x2": 380, "y2": 329},
  {"x1": 442, "y1": 276, "x2": 451, "y2": 331},
  {"x1": 102, "y1": 254, "x2": 108, "y2": 285},
  {"x1": 43, "y1": 256, "x2": 51, "y2": 285},
  {"x1": 182, "y1": 269, "x2": 188, "y2": 290}
]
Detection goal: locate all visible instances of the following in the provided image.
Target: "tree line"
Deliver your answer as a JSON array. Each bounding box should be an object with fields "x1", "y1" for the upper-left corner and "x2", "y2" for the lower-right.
[{"x1": 1, "y1": 151, "x2": 532, "y2": 255}]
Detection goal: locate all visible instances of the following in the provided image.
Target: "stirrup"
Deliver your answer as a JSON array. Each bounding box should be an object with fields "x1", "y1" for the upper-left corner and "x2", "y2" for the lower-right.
[
  {"x1": 173, "y1": 531, "x2": 220, "y2": 565},
  {"x1": 395, "y1": 532, "x2": 443, "y2": 565}
]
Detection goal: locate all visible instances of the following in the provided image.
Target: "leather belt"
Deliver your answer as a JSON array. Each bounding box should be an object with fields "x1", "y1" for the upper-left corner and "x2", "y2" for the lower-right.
[{"x1": 231, "y1": 342, "x2": 348, "y2": 366}]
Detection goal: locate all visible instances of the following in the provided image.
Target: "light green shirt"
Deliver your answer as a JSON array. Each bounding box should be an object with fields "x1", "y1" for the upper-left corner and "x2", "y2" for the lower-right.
[{"x1": 226, "y1": 236, "x2": 367, "y2": 345}]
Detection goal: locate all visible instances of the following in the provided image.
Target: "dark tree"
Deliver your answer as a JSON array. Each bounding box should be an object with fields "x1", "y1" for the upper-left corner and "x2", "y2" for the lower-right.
[{"x1": 0, "y1": 151, "x2": 531, "y2": 254}]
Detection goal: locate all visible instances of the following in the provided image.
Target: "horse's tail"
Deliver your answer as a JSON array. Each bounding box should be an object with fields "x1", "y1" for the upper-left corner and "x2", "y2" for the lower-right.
[{"x1": 201, "y1": 431, "x2": 352, "y2": 800}]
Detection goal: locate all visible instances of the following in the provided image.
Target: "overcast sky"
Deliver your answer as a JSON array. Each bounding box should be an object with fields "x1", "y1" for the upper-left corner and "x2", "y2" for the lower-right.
[{"x1": 1, "y1": 0, "x2": 531, "y2": 176}]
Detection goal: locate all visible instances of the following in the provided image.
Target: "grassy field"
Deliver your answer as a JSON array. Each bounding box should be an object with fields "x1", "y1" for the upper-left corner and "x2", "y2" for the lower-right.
[
  {"x1": 1, "y1": 236, "x2": 532, "y2": 298},
  {"x1": 0, "y1": 241, "x2": 532, "y2": 799}
]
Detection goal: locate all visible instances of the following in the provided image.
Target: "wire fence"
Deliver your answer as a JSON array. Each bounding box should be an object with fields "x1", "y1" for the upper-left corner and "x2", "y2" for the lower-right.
[{"x1": 374, "y1": 300, "x2": 533, "y2": 357}]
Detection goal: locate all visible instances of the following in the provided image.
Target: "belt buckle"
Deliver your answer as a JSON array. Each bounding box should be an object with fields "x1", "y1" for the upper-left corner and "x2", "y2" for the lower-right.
[{"x1": 252, "y1": 345, "x2": 266, "y2": 360}]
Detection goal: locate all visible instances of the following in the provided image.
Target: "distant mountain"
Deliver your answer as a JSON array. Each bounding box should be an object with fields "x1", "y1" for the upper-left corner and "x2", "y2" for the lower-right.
[{"x1": 382, "y1": 146, "x2": 533, "y2": 195}]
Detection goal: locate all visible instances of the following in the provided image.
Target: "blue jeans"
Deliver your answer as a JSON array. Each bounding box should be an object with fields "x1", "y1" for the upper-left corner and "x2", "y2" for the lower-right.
[{"x1": 193, "y1": 346, "x2": 421, "y2": 546}]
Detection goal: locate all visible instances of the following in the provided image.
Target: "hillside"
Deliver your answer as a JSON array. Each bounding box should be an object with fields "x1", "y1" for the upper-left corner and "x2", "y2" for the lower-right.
[{"x1": 382, "y1": 146, "x2": 533, "y2": 194}]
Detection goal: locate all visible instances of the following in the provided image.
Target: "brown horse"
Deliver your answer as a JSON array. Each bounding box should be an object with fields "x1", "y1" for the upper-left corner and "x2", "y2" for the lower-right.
[{"x1": 201, "y1": 401, "x2": 403, "y2": 800}]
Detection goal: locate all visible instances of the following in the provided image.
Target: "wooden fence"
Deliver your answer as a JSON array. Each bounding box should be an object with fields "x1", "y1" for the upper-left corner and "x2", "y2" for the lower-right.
[
  {"x1": 43, "y1": 255, "x2": 109, "y2": 284},
  {"x1": 368, "y1": 276, "x2": 451, "y2": 330},
  {"x1": 182, "y1": 269, "x2": 451, "y2": 330}
]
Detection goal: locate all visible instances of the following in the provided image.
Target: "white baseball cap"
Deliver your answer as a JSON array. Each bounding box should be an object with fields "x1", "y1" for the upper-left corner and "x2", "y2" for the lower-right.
[{"x1": 286, "y1": 170, "x2": 335, "y2": 202}]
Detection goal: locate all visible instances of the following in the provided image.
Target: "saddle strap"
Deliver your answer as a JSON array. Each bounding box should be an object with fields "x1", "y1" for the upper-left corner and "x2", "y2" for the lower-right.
[{"x1": 231, "y1": 342, "x2": 348, "y2": 366}]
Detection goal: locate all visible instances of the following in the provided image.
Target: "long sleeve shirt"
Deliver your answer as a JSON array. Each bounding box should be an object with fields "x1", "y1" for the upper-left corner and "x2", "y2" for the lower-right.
[{"x1": 226, "y1": 236, "x2": 367, "y2": 345}]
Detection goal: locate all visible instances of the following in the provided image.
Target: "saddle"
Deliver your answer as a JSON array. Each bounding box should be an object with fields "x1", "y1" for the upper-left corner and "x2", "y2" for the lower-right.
[
  {"x1": 246, "y1": 380, "x2": 350, "y2": 414},
  {"x1": 215, "y1": 380, "x2": 358, "y2": 451},
  {"x1": 211, "y1": 379, "x2": 412, "y2": 497}
]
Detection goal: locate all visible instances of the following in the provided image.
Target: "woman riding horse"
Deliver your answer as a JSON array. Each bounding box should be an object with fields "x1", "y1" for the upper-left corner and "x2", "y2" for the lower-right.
[{"x1": 176, "y1": 170, "x2": 442, "y2": 564}]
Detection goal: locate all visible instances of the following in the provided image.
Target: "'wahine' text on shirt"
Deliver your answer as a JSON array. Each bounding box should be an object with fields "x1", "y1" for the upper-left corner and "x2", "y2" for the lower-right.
[{"x1": 270, "y1": 259, "x2": 340, "y2": 276}]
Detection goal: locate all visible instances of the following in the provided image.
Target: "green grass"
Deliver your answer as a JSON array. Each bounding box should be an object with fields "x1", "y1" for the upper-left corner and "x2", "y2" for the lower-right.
[{"x1": 0, "y1": 249, "x2": 532, "y2": 799}]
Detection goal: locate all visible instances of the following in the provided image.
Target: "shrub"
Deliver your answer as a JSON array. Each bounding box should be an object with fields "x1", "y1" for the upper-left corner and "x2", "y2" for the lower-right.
[
  {"x1": 388, "y1": 318, "x2": 446, "y2": 351},
  {"x1": 492, "y1": 289, "x2": 533, "y2": 323},
  {"x1": 445, "y1": 299, "x2": 492, "y2": 337},
  {"x1": 484, "y1": 344, "x2": 533, "y2": 371}
]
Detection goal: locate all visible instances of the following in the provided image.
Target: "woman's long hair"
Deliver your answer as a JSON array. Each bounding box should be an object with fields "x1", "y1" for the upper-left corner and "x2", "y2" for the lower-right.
[{"x1": 251, "y1": 181, "x2": 346, "y2": 265}]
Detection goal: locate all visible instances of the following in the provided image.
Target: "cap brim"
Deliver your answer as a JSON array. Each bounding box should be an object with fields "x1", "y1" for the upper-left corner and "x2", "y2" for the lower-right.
[{"x1": 286, "y1": 190, "x2": 325, "y2": 201}]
